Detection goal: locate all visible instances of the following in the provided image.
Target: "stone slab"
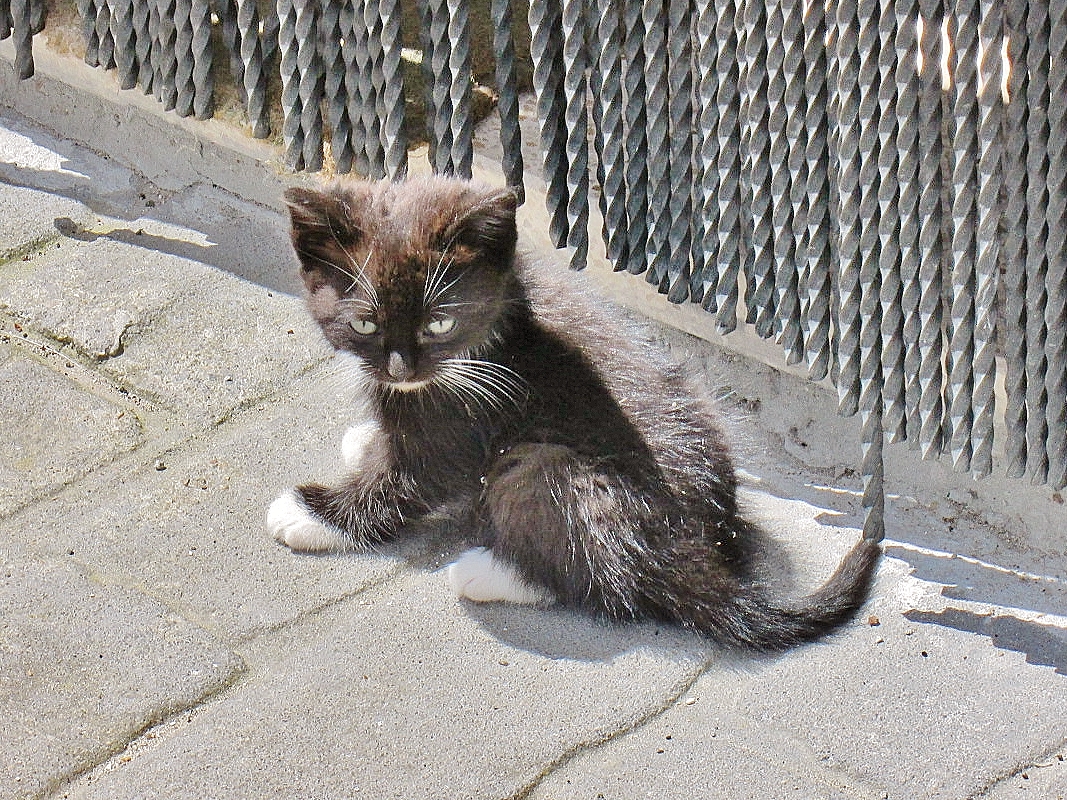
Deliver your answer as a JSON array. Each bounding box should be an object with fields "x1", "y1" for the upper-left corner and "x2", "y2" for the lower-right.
[
  {"x1": 0, "y1": 180, "x2": 94, "y2": 259},
  {"x1": 65, "y1": 569, "x2": 710, "y2": 800},
  {"x1": 0, "y1": 366, "x2": 394, "y2": 641},
  {"x1": 530, "y1": 548, "x2": 1067, "y2": 800},
  {"x1": 0, "y1": 348, "x2": 142, "y2": 517},
  {"x1": 0, "y1": 554, "x2": 243, "y2": 800},
  {"x1": 0, "y1": 225, "x2": 327, "y2": 418}
]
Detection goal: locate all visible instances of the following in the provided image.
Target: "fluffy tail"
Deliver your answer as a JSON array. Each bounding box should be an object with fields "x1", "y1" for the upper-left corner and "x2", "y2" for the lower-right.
[{"x1": 652, "y1": 537, "x2": 882, "y2": 653}]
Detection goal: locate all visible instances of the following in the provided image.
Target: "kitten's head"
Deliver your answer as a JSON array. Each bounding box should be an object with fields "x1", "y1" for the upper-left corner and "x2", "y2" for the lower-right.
[{"x1": 284, "y1": 176, "x2": 522, "y2": 399}]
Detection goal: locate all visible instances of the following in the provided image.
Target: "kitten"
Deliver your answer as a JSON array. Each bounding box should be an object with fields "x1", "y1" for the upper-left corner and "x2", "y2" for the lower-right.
[{"x1": 267, "y1": 175, "x2": 881, "y2": 652}]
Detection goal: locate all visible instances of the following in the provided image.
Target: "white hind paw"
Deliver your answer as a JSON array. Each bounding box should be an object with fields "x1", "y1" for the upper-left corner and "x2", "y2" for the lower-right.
[
  {"x1": 266, "y1": 490, "x2": 346, "y2": 553},
  {"x1": 447, "y1": 547, "x2": 554, "y2": 605}
]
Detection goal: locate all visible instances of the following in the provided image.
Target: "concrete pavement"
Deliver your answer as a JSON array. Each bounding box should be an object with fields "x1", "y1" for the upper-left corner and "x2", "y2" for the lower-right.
[{"x1": 2, "y1": 47, "x2": 1067, "y2": 800}]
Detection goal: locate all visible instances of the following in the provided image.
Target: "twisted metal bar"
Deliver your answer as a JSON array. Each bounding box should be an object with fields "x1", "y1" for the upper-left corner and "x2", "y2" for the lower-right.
[
  {"x1": 294, "y1": 0, "x2": 323, "y2": 171},
  {"x1": 415, "y1": 0, "x2": 438, "y2": 171},
  {"x1": 641, "y1": 0, "x2": 669, "y2": 292},
  {"x1": 190, "y1": 0, "x2": 214, "y2": 120},
  {"x1": 1045, "y1": 0, "x2": 1067, "y2": 489},
  {"x1": 835, "y1": 0, "x2": 863, "y2": 417},
  {"x1": 529, "y1": 0, "x2": 569, "y2": 247},
  {"x1": 695, "y1": 0, "x2": 720, "y2": 308},
  {"x1": 767, "y1": 0, "x2": 801, "y2": 360},
  {"x1": 877, "y1": 0, "x2": 906, "y2": 443},
  {"x1": 561, "y1": 0, "x2": 588, "y2": 270},
  {"x1": 948, "y1": 2, "x2": 979, "y2": 474},
  {"x1": 446, "y1": 0, "x2": 473, "y2": 178},
  {"x1": 320, "y1": 2, "x2": 352, "y2": 172},
  {"x1": 362, "y1": 0, "x2": 386, "y2": 178},
  {"x1": 10, "y1": 0, "x2": 32, "y2": 77},
  {"x1": 744, "y1": 0, "x2": 775, "y2": 336},
  {"x1": 380, "y1": 0, "x2": 408, "y2": 180},
  {"x1": 110, "y1": 0, "x2": 136, "y2": 89},
  {"x1": 1001, "y1": 0, "x2": 1029, "y2": 478},
  {"x1": 972, "y1": 0, "x2": 1004, "y2": 479},
  {"x1": 492, "y1": 0, "x2": 523, "y2": 198},
  {"x1": 916, "y1": 0, "x2": 946, "y2": 460},
  {"x1": 427, "y1": 0, "x2": 456, "y2": 175},
  {"x1": 782, "y1": 0, "x2": 808, "y2": 365},
  {"x1": 173, "y1": 0, "x2": 195, "y2": 117},
  {"x1": 94, "y1": 0, "x2": 115, "y2": 70},
  {"x1": 77, "y1": 0, "x2": 99, "y2": 67},
  {"x1": 713, "y1": 0, "x2": 745, "y2": 329},
  {"x1": 1025, "y1": 0, "x2": 1051, "y2": 484},
  {"x1": 665, "y1": 0, "x2": 693, "y2": 301},
  {"x1": 345, "y1": 1, "x2": 371, "y2": 176},
  {"x1": 236, "y1": 0, "x2": 268, "y2": 137},
  {"x1": 595, "y1": 0, "x2": 625, "y2": 264},
  {"x1": 154, "y1": 0, "x2": 178, "y2": 110},
  {"x1": 277, "y1": 0, "x2": 305, "y2": 170},
  {"x1": 216, "y1": 0, "x2": 244, "y2": 95},
  {"x1": 621, "y1": 0, "x2": 648, "y2": 275},
  {"x1": 895, "y1": 0, "x2": 923, "y2": 446},
  {"x1": 133, "y1": 0, "x2": 153, "y2": 92},
  {"x1": 857, "y1": 0, "x2": 886, "y2": 536},
  {"x1": 803, "y1": 0, "x2": 833, "y2": 380}
]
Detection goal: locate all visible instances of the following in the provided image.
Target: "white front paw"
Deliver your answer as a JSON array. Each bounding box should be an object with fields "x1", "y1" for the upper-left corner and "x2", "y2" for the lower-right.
[
  {"x1": 341, "y1": 421, "x2": 378, "y2": 470},
  {"x1": 447, "y1": 547, "x2": 554, "y2": 605},
  {"x1": 266, "y1": 490, "x2": 346, "y2": 553}
]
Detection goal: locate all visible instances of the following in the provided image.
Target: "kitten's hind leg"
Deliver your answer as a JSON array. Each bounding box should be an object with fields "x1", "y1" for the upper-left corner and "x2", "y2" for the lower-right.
[
  {"x1": 474, "y1": 443, "x2": 650, "y2": 618},
  {"x1": 448, "y1": 547, "x2": 554, "y2": 604}
]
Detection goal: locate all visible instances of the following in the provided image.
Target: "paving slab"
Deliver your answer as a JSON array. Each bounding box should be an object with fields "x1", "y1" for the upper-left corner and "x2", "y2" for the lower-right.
[
  {"x1": 529, "y1": 545, "x2": 1067, "y2": 800},
  {"x1": 0, "y1": 553, "x2": 243, "y2": 800},
  {"x1": 0, "y1": 365, "x2": 398, "y2": 641},
  {"x1": 0, "y1": 223, "x2": 326, "y2": 417},
  {"x1": 0, "y1": 181, "x2": 94, "y2": 259},
  {"x1": 0, "y1": 348, "x2": 142, "y2": 517},
  {"x1": 65, "y1": 569, "x2": 710, "y2": 800}
]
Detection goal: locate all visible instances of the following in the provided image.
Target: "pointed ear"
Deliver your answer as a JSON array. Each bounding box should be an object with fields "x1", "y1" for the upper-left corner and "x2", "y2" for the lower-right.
[
  {"x1": 283, "y1": 186, "x2": 362, "y2": 287},
  {"x1": 441, "y1": 188, "x2": 518, "y2": 263}
]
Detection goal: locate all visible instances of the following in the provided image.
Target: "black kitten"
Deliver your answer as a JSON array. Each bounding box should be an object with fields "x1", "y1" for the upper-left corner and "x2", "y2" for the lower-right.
[{"x1": 267, "y1": 175, "x2": 881, "y2": 652}]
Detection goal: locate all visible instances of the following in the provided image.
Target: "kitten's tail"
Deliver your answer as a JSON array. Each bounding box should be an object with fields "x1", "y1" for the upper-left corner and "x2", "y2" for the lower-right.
[{"x1": 658, "y1": 537, "x2": 882, "y2": 653}]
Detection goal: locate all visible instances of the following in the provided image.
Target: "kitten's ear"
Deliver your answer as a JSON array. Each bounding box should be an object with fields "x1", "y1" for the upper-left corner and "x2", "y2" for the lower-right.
[
  {"x1": 284, "y1": 186, "x2": 362, "y2": 288},
  {"x1": 443, "y1": 188, "x2": 518, "y2": 263}
]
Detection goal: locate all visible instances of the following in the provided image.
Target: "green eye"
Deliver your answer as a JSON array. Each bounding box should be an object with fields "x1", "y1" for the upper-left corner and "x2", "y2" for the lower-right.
[
  {"x1": 423, "y1": 316, "x2": 457, "y2": 337},
  {"x1": 349, "y1": 319, "x2": 379, "y2": 335}
]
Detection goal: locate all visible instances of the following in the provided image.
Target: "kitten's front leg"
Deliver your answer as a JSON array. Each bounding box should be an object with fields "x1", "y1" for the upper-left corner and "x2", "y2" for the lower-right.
[{"x1": 268, "y1": 475, "x2": 428, "y2": 553}]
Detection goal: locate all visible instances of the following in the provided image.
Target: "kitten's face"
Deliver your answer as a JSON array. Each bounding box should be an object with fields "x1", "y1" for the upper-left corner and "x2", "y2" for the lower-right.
[{"x1": 285, "y1": 177, "x2": 521, "y2": 397}]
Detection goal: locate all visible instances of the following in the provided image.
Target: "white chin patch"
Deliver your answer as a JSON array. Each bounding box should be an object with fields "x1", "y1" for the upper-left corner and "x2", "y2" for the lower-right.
[
  {"x1": 341, "y1": 420, "x2": 379, "y2": 469},
  {"x1": 447, "y1": 547, "x2": 555, "y2": 605},
  {"x1": 266, "y1": 490, "x2": 346, "y2": 553}
]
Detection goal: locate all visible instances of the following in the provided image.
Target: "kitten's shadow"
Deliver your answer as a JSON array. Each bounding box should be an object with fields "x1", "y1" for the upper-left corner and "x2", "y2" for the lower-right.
[{"x1": 459, "y1": 598, "x2": 711, "y2": 662}]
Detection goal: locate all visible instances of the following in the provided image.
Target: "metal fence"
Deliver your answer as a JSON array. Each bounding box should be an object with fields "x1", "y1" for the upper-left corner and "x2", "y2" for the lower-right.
[{"x1": 4, "y1": 0, "x2": 1066, "y2": 537}]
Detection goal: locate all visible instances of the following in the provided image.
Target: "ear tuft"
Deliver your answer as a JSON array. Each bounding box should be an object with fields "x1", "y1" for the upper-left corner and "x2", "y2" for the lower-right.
[
  {"x1": 442, "y1": 188, "x2": 518, "y2": 262},
  {"x1": 283, "y1": 186, "x2": 362, "y2": 285}
]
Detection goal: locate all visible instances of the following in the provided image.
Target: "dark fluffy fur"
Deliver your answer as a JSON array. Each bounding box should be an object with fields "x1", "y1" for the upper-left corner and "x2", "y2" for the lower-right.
[{"x1": 282, "y1": 175, "x2": 881, "y2": 652}]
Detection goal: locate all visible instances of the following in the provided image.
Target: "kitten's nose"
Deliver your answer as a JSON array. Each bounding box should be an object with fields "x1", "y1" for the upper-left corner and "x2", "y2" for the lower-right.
[{"x1": 387, "y1": 351, "x2": 413, "y2": 381}]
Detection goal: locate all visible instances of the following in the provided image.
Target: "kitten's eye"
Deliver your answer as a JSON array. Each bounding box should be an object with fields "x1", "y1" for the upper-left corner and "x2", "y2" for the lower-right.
[
  {"x1": 423, "y1": 316, "x2": 457, "y2": 337},
  {"x1": 349, "y1": 319, "x2": 379, "y2": 336}
]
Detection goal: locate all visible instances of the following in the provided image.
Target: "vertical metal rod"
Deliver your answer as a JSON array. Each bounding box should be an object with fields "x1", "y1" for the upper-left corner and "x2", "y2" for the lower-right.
[
  {"x1": 1001, "y1": 0, "x2": 1030, "y2": 479},
  {"x1": 972, "y1": 0, "x2": 1004, "y2": 479},
  {"x1": 744, "y1": 0, "x2": 775, "y2": 335},
  {"x1": 492, "y1": 0, "x2": 525, "y2": 201},
  {"x1": 529, "y1": 0, "x2": 570, "y2": 247},
  {"x1": 190, "y1": 0, "x2": 214, "y2": 120},
  {"x1": 695, "y1": 0, "x2": 720, "y2": 309},
  {"x1": 665, "y1": 0, "x2": 694, "y2": 302},
  {"x1": 1044, "y1": 0, "x2": 1067, "y2": 489},
  {"x1": 948, "y1": 0, "x2": 979, "y2": 474},
  {"x1": 379, "y1": 0, "x2": 408, "y2": 180},
  {"x1": 1024, "y1": 0, "x2": 1050, "y2": 484},
  {"x1": 621, "y1": 0, "x2": 649, "y2": 276},
  {"x1": 446, "y1": 0, "x2": 473, "y2": 178}
]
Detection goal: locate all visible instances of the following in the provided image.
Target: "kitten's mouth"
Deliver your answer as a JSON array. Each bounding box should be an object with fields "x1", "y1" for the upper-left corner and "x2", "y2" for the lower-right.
[{"x1": 382, "y1": 378, "x2": 433, "y2": 392}]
